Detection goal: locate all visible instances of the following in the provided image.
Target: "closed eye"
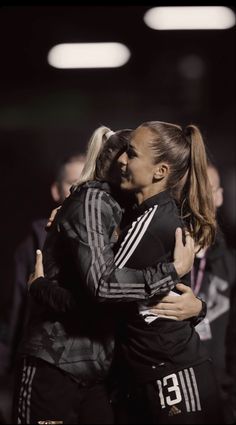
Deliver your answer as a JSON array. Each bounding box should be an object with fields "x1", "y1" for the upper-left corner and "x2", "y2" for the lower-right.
[{"x1": 126, "y1": 146, "x2": 137, "y2": 159}]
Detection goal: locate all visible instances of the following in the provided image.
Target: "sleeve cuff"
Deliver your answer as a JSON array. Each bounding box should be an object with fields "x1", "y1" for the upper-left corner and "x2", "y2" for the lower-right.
[
  {"x1": 191, "y1": 298, "x2": 207, "y2": 326},
  {"x1": 161, "y1": 262, "x2": 179, "y2": 284},
  {"x1": 29, "y1": 277, "x2": 50, "y2": 293}
]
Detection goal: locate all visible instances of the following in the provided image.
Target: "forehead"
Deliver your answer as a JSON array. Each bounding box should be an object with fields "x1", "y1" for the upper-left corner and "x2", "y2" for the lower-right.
[{"x1": 131, "y1": 126, "x2": 154, "y2": 148}]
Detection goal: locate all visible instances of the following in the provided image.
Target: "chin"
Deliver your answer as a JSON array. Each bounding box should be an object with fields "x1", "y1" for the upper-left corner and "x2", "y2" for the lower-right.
[
  {"x1": 120, "y1": 182, "x2": 133, "y2": 192},
  {"x1": 120, "y1": 180, "x2": 128, "y2": 188}
]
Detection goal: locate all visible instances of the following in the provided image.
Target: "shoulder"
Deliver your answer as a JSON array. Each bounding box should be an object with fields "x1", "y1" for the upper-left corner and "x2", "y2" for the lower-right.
[
  {"x1": 84, "y1": 187, "x2": 122, "y2": 227},
  {"x1": 154, "y1": 198, "x2": 183, "y2": 229},
  {"x1": 148, "y1": 199, "x2": 183, "y2": 251},
  {"x1": 63, "y1": 182, "x2": 122, "y2": 225}
]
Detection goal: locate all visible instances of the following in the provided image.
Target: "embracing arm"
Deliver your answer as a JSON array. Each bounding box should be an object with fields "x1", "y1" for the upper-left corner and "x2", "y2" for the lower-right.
[
  {"x1": 29, "y1": 250, "x2": 202, "y2": 320},
  {"x1": 61, "y1": 188, "x2": 194, "y2": 303},
  {"x1": 29, "y1": 277, "x2": 76, "y2": 313},
  {"x1": 149, "y1": 283, "x2": 206, "y2": 324},
  {"x1": 29, "y1": 189, "x2": 194, "y2": 309}
]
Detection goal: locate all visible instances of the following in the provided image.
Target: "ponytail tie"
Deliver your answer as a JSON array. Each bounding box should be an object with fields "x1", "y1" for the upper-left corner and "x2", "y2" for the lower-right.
[{"x1": 105, "y1": 130, "x2": 115, "y2": 140}]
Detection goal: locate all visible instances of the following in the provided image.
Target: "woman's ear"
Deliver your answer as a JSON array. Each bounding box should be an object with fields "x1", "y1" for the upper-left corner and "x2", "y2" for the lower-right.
[{"x1": 153, "y1": 163, "x2": 169, "y2": 180}]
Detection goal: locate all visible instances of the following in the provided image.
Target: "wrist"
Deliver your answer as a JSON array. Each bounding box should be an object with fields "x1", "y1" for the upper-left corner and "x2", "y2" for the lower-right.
[
  {"x1": 191, "y1": 298, "x2": 207, "y2": 326},
  {"x1": 194, "y1": 297, "x2": 202, "y2": 316},
  {"x1": 173, "y1": 260, "x2": 183, "y2": 278}
]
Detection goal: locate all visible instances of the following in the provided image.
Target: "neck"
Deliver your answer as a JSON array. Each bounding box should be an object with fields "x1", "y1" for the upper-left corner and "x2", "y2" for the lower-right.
[{"x1": 135, "y1": 182, "x2": 167, "y2": 205}]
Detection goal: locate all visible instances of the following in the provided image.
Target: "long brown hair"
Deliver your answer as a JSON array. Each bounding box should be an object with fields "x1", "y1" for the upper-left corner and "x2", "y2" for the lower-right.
[{"x1": 140, "y1": 121, "x2": 216, "y2": 248}]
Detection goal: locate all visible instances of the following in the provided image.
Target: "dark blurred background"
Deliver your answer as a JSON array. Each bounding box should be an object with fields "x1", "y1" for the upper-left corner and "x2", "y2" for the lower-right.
[
  {"x1": 0, "y1": 4, "x2": 235, "y2": 422},
  {"x1": 0, "y1": 2, "x2": 235, "y2": 350}
]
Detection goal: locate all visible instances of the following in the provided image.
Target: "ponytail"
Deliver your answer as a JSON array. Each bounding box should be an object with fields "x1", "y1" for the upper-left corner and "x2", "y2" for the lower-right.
[
  {"x1": 182, "y1": 125, "x2": 216, "y2": 248},
  {"x1": 76, "y1": 126, "x2": 111, "y2": 186},
  {"x1": 140, "y1": 121, "x2": 216, "y2": 249}
]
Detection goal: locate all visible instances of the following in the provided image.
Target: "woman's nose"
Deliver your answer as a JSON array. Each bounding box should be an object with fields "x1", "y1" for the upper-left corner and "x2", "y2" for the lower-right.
[{"x1": 117, "y1": 151, "x2": 128, "y2": 166}]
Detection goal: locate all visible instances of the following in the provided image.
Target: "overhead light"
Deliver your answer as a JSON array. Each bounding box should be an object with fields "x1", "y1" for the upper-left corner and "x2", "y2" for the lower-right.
[
  {"x1": 143, "y1": 6, "x2": 236, "y2": 30},
  {"x1": 47, "y1": 42, "x2": 131, "y2": 69}
]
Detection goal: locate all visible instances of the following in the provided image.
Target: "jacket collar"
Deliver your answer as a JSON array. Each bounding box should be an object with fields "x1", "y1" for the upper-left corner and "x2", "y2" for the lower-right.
[
  {"x1": 133, "y1": 189, "x2": 173, "y2": 216},
  {"x1": 72, "y1": 180, "x2": 112, "y2": 194}
]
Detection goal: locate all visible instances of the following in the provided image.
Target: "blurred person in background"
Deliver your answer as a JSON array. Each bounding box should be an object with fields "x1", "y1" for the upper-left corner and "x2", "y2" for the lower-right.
[
  {"x1": 191, "y1": 161, "x2": 236, "y2": 424},
  {"x1": 0, "y1": 153, "x2": 85, "y2": 424},
  {"x1": 226, "y1": 282, "x2": 236, "y2": 422}
]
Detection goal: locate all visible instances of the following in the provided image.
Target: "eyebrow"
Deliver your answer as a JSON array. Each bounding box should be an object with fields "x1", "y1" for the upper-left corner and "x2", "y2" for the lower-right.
[
  {"x1": 129, "y1": 144, "x2": 138, "y2": 152},
  {"x1": 128, "y1": 143, "x2": 142, "y2": 157}
]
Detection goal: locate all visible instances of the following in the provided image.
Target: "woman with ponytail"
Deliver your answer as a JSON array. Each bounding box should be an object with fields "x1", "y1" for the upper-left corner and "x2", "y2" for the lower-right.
[
  {"x1": 13, "y1": 125, "x2": 196, "y2": 425},
  {"x1": 111, "y1": 121, "x2": 221, "y2": 424}
]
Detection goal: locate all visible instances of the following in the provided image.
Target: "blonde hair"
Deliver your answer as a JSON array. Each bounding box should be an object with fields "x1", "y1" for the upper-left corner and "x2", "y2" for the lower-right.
[{"x1": 77, "y1": 126, "x2": 112, "y2": 185}]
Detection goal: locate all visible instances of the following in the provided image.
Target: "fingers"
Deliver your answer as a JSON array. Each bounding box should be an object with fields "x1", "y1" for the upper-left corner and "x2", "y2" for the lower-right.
[
  {"x1": 46, "y1": 206, "x2": 61, "y2": 228},
  {"x1": 179, "y1": 226, "x2": 194, "y2": 250},
  {"x1": 175, "y1": 227, "x2": 183, "y2": 247},
  {"x1": 36, "y1": 249, "x2": 42, "y2": 261},
  {"x1": 28, "y1": 250, "x2": 44, "y2": 288},
  {"x1": 151, "y1": 303, "x2": 177, "y2": 310},
  {"x1": 184, "y1": 232, "x2": 194, "y2": 250},
  {"x1": 46, "y1": 210, "x2": 57, "y2": 227},
  {"x1": 157, "y1": 296, "x2": 176, "y2": 303},
  {"x1": 149, "y1": 309, "x2": 179, "y2": 320},
  {"x1": 157, "y1": 291, "x2": 185, "y2": 303},
  {"x1": 175, "y1": 283, "x2": 191, "y2": 293},
  {"x1": 35, "y1": 249, "x2": 44, "y2": 277},
  {"x1": 175, "y1": 226, "x2": 194, "y2": 250}
]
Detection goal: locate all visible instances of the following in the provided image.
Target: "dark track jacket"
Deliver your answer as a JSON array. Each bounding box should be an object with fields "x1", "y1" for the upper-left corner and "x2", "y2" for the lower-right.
[
  {"x1": 20, "y1": 181, "x2": 179, "y2": 383},
  {"x1": 11, "y1": 219, "x2": 47, "y2": 364},
  {"x1": 113, "y1": 189, "x2": 210, "y2": 383},
  {"x1": 227, "y1": 283, "x2": 236, "y2": 421}
]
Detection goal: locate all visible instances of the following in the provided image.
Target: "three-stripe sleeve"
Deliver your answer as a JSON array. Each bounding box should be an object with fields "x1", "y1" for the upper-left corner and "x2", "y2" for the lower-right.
[{"x1": 65, "y1": 189, "x2": 179, "y2": 303}]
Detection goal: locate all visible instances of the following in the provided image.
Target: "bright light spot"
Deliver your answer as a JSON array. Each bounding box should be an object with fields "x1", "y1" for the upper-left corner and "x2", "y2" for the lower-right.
[
  {"x1": 143, "y1": 6, "x2": 236, "y2": 30},
  {"x1": 47, "y1": 43, "x2": 131, "y2": 69}
]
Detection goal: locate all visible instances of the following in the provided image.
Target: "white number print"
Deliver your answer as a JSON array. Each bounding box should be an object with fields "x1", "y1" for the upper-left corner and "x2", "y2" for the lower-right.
[{"x1": 157, "y1": 373, "x2": 182, "y2": 408}]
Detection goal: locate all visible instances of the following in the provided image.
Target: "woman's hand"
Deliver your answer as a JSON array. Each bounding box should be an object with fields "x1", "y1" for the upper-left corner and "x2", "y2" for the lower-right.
[
  {"x1": 173, "y1": 228, "x2": 195, "y2": 278},
  {"x1": 149, "y1": 284, "x2": 202, "y2": 321},
  {"x1": 28, "y1": 250, "x2": 44, "y2": 289},
  {"x1": 46, "y1": 206, "x2": 61, "y2": 229}
]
